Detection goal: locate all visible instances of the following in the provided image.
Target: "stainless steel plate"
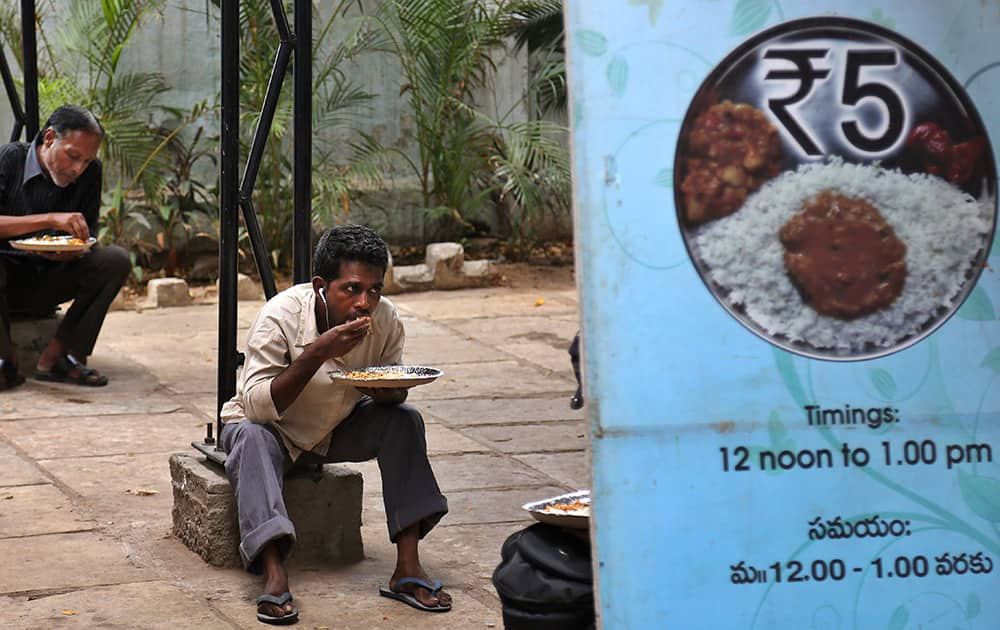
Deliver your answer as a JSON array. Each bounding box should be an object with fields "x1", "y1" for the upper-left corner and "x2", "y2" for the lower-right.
[{"x1": 327, "y1": 365, "x2": 443, "y2": 389}]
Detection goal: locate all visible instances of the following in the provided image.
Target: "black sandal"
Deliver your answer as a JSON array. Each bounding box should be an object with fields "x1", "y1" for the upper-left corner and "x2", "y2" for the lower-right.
[
  {"x1": 0, "y1": 359, "x2": 25, "y2": 390},
  {"x1": 34, "y1": 354, "x2": 108, "y2": 387}
]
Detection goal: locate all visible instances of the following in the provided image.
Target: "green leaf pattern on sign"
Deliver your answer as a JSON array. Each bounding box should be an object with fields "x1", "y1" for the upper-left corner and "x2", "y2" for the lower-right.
[
  {"x1": 774, "y1": 348, "x2": 809, "y2": 407},
  {"x1": 654, "y1": 168, "x2": 672, "y2": 188},
  {"x1": 576, "y1": 30, "x2": 608, "y2": 57},
  {"x1": 729, "y1": 0, "x2": 772, "y2": 36},
  {"x1": 888, "y1": 605, "x2": 909, "y2": 630},
  {"x1": 767, "y1": 411, "x2": 793, "y2": 451},
  {"x1": 869, "y1": 368, "x2": 897, "y2": 399},
  {"x1": 957, "y1": 469, "x2": 1000, "y2": 522},
  {"x1": 628, "y1": 0, "x2": 664, "y2": 25},
  {"x1": 967, "y1": 593, "x2": 981, "y2": 619},
  {"x1": 957, "y1": 286, "x2": 995, "y2": 321},
  {"x1": 867, "y1": 8, "x2": 897, "y2": 29},
  {"x1": 607, "y1": 55, "x2": 629, "y2": 97},
  {"x1": 980, "y1": 347, "x2": 1000, "y2": 373}
]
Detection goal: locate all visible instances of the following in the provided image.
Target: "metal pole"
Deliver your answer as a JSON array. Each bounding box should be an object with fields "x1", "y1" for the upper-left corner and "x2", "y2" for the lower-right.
[
  {"x1": 292, "y1": 0, "x2": 312, "y2": 283},
  {"x1": 217, "y1": 0, "x2": 240, "y2": 444},
  {"x1": 20, "y1": 0, "x2": 38, "y2": 139},
  {"x1": 0, "y1": 42, "x2": 26, "y2": 142}
]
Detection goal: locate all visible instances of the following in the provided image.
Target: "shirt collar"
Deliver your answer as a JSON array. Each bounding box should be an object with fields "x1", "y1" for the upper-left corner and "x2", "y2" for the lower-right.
[
  {"x1": 295, "y1": 285, "x2": 320, "y2": 348},
  {"x1": 22, "y1": 138, "x2": 46, "y2": 185}
]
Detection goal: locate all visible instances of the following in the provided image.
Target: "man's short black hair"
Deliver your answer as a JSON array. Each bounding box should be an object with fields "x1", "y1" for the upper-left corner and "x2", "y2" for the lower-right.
[
  {"x1": 39, "y1": 105, "x2": 104, "y2": 140},
  {"x1": 313, "y1": 224, "x2": 389, "y2": 282}
]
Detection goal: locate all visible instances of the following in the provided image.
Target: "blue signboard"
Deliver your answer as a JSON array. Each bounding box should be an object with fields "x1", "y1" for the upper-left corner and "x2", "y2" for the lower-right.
[{"x1": 565, "y1": 1, "x2": 1000, "y2": 628}]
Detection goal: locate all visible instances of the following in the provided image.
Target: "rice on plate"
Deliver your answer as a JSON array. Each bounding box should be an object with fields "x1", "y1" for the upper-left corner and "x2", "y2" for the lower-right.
[{"x1": 689, "y1": 158, "x2": 994, "y2": 356}]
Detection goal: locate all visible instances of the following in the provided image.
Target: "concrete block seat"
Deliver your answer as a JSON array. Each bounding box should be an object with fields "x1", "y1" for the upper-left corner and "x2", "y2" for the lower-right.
[
  {"x1": 169, "y1": 452, "x2": 364, "y2": 568},
  {"x1": 10, "y1": 308, "x2": 61, "y2": 369}
]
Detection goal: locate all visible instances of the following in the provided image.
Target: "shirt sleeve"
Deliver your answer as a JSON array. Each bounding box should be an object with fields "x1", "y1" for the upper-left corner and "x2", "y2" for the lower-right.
[
  {"x1": 0, "y1": 144, "x2": 23, "y2": 215},
  {"x1": 240, "y1": 315, "x2": 287, "y2": 423}
]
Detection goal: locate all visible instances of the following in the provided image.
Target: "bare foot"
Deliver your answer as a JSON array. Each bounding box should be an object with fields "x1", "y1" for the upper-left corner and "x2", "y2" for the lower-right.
[
  {"x1": 258, "y1": 543, "x2": 296, "y2": 620},
  {"x1": 389, "y1": 569, "x2": 452, "y2": 609}
]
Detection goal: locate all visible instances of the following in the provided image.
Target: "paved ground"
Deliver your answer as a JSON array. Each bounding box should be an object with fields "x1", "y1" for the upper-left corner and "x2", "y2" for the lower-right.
[{"x1": 0, "y1": 281, "x2": 586, "y2": 629}]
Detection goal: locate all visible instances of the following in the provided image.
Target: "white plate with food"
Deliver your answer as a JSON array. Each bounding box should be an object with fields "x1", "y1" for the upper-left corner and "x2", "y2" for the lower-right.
[
  {"x1": 327, "y1": 365, "x2": 443, "y2": 389},
  {"x1": 10, "y1": 235, "x2": 97, "y2": 253},
  {"x1": 523, "y1": 490, "x2": 590, "y2": 530},
  {"x1": 674, "y1": 17, "x2": 997, "y2": 361}
]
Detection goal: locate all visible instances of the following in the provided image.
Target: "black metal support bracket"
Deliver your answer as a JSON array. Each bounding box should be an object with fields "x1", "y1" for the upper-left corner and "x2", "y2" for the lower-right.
[
  {"x1": 208, "y1": 0, "x2": 314, "y2": 462},
  {"x1": 20, "y1": 0, "x2": 37, "y2": 139},
  {"x1": 292, "y1": 0, "x2": 312, "y2": 284},
  {"x1": 0, "y1": 41, "x2": 26, "y2": 142},
  {"x1": 5, "y1": 0, "x2": 36, "y2": 142}
]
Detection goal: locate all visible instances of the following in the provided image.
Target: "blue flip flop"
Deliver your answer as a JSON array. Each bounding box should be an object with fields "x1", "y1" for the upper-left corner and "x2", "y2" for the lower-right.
[
  {"x1": 379, "y1": 577, "x2": 452, "y2": 613},
  {"x1": 256, "y1": 591, "x2": 299, "y2": 625}
]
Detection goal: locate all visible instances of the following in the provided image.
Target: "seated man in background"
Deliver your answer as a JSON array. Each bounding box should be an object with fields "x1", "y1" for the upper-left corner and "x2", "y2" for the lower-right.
[
  {"x1": 220, "y1": 224, "x2": 451, "y2": 625},
  {"x1": 0, "y1": 104, "x2": 130, "y2": 389}
]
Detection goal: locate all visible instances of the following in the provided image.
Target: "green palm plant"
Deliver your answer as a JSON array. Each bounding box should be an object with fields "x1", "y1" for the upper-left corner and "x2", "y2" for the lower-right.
[
  {"x1": 216, "y1": 0, "x2": 385, "y2": 270},
  {"x1": 499, "y1": 0, "x2": 567, "y2": 117},
  {"x1": 34, "y1": 0, "x2": 171, "y2": 191},
  {"x1": 368, "y1": 0, "x2": 571, "y2": 240}
]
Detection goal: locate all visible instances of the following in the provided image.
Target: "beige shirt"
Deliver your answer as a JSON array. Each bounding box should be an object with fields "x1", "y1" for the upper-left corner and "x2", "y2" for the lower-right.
[{"x1": 220, "y1": 283, "x2": 405, "y2": 460}]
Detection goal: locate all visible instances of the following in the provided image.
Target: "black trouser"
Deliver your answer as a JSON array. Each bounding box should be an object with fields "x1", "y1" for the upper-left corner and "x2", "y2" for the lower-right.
[{"x1": 0, "y1": 246, "x2": 130, "y2": 359}]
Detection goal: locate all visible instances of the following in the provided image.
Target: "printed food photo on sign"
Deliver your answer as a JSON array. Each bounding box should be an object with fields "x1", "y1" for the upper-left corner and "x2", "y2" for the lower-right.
[{"x1": 674, "y1": 17, "x2": 997, "y2": 361}]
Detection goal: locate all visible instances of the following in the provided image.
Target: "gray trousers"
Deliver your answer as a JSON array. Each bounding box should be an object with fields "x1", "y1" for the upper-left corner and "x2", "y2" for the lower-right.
[
  {"x1": 220, "y1": 398, "x2": 449, "y2": 571},
  {"x1": 0, "y1": 245, "x2": 131, "y2": 358}
]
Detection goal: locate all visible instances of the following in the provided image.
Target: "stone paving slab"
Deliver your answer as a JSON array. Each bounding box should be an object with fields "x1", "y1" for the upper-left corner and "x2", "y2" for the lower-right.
[
  {"x1": 403, "y1": 333, "x2": 508, "y2": 365},
  {"x1": 450, "y1": 314, "x2": 579, "y2": 341},
  {"x1": 495, "y1": 341, "x2": 578, "y2": 377},
  {"x1": 207, "y1": 560, "x2": 501, "y2": 630},
  {"x1": 0, "y1": 358, "x2": 181, "y2": 421},
  {"x1": 408, "y1": 360, "x2": 574, "y2": 401},
  {"x1": 102, "y1": 330, "x2": 221, "y2": 394},
  {"x1": 4, "y1": 580, "x2": 230, "y2": 629},
  {"x1": 462, "y1": 420, "x2": 589, "y2": 454},
  {"x1": 421, "y1": 395, "x2": 584, "y2": 426},
  {"x1": 425, "y1": 422, "x2": 491, "y2": 455},
  {"x1": 0, "y1": 531, "x2": 153, "y2": 595},
  {"x1": 431, "y1": 486, "x2": 568, "y2": 526},
  {"x1": 513, "y1": 451, "x2": 592, "y2": 490},
  {"x1": 396, "y1": 288, "x2": 578, "y2": 320},
  {"x1": 426, "y1": 452, "x2": 553, "y2": 492},
  {"x1": 0, "y1": 412, "x2": 205, "y2": 460},
  {"x1": 39, "y1": 452, "x2": 176, "y2": 525},
  {"x1": 0, "y1": 483, "x2": 95, "y2": 538},
  {"x1": 0, "y1": 445, "x2": 48, "y2": 486},
  {"x1": 396, "y1": 314, "x2": 460, "y2": 337},
  {"x1": 422, "y1": 521, "x2": 529, "y2": 586}
]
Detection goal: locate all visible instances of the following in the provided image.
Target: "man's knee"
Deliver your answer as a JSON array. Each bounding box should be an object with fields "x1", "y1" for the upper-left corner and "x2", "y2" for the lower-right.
[
  {"x1": 90, "y1": 245, "x2": 131, "y2": 284},
  {"x1": 223, "y1": 422, "x2": 285, "y2": 468},
  {"x1": 388, "y1": 403, "x2": 426, "y2": 435},
  {"x1": 226, "y1": 421, "x2": 281, "y2": 451}
]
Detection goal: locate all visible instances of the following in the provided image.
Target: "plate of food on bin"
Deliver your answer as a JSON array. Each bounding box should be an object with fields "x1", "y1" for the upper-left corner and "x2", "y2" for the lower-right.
[
  {"x1": 327, "y1": 365, "x2": 443, "y2": 388},
  {"x1": 10, "y1": 234, "x2": 97, "y2": 253},
  {"x1": 523, "y1": 490, "x2": 590, "y2": 529}
]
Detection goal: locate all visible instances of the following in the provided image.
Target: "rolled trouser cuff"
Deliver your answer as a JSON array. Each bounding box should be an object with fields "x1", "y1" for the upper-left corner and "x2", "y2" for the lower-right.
[
  {"x1": 239, "y1": 514, "x2": 296, "y2": 572},
  {"x1": 388, "y1": 494, "x2": 449, "y2": 543}
]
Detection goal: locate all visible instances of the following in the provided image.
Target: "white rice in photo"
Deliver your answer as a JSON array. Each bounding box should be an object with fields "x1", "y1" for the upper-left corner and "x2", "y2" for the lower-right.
[{"x1": 690, "y1": 158, "x2": 994, "y2": 354}]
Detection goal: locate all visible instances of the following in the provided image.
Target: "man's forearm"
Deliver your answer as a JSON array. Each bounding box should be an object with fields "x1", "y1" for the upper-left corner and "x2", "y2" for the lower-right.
[
  {"x1": 0, "y1": 214, "x2": 58, "y2": 238},
  {"x1": 269, "y1": 344, "x2": 328, "y2": 415}
]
